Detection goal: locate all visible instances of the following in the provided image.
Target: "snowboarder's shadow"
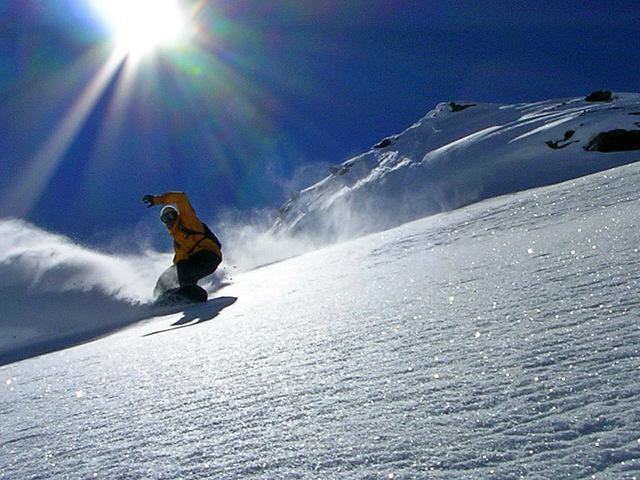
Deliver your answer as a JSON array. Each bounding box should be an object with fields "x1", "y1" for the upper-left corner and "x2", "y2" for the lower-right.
[{"x1": 143, "y1": 296, "x2": 237, "y2": 337}]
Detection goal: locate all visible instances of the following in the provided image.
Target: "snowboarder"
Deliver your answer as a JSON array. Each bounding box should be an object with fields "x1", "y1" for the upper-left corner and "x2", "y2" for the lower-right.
[{"x1": 143, "y1": 192, "x2": 222, "y2": 303}]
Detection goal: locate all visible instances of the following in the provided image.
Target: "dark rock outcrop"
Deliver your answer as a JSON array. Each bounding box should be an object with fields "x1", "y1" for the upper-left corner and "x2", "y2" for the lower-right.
[
  {"x1": 449, "y1": 102, "x2": 476, "y2": 112},
  {"x1": 585, "y1": 90, "x2": 613, "y2": 102},
  {"x1": 584, "y1": 129, "x2": 640, "y2": 152},
  {"x1": 373, "y1": 137, "x2": 394, "y2": 149},
  {"x1": 546, "y1": 130, "x2": 577, "y2": 149}
]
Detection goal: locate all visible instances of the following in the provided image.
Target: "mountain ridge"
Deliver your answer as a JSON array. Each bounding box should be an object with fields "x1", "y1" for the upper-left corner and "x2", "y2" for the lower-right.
[{"x1": 273, "y1": 91, "x2": 640, "y2": 239}]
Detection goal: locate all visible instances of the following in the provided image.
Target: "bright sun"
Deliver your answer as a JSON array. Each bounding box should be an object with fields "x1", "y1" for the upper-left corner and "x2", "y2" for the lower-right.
[{"x1": 90, "y1": 0, "x2": 187, "y2": 57}]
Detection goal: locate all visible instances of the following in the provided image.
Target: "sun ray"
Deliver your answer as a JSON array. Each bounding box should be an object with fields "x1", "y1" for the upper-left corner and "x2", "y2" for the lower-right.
[{"x1": 1, "y1": 48, "x2": 127, "y2": 218}]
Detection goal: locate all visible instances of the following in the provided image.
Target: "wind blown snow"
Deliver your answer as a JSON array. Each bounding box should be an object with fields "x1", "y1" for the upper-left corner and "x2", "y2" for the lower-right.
[
  {"x1": 0, "y1": 213, "x2": 310, "y2": 364},
  {"x1": 0, "y1": 219, "x2": 168, "y2": 363}
]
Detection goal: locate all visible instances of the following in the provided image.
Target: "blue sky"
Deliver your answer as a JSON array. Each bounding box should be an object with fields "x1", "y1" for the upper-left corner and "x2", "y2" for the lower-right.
[{"x1": 0, "y1": 0, "x2": 638, "y2": 247}]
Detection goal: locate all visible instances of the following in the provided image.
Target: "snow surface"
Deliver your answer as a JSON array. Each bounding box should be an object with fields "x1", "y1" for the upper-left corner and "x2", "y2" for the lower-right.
[{"x1": 2, "y1": 161, "x2": 640, "y2": 478}]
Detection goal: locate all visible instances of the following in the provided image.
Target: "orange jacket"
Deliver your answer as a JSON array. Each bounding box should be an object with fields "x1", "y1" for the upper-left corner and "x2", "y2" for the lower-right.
[{"x1": 154, "y1": 192, "x2": 222, "y2": 264}]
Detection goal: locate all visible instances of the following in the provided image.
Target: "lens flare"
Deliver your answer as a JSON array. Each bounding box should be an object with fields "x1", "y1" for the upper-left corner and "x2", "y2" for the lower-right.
[{"x1": 3, "y1": 1, "x2": 337, "y2": 231}]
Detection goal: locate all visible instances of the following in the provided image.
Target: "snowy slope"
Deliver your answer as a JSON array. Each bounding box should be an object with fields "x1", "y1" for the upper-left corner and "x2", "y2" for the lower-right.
[
  {"x1": 274, "y1": 92, "x2": 640, "y2": 239},
  {"x1": 2, "y1": 162, "x2": 640, "y2": 479}
]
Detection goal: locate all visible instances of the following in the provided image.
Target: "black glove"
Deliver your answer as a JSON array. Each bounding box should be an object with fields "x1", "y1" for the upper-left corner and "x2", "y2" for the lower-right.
[{"x1": 143, "y1": 195, "x2": 155, "y2": 208}]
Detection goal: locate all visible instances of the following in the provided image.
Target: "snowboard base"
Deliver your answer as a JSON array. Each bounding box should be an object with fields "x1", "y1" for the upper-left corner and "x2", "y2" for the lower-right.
[{"x1": 154, "y1": 285, "x2": 208, "y2": 307}]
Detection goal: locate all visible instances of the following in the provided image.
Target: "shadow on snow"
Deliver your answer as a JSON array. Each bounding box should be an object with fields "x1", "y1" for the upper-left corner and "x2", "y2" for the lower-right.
[{"x1": 143, "y1": 296, "x2": 238, "y2": 337}]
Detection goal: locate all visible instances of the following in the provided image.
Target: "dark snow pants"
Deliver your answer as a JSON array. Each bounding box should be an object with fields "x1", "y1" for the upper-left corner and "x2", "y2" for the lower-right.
[{"x1": 176, "y1": 250, "x2": 221, "y2": 286}]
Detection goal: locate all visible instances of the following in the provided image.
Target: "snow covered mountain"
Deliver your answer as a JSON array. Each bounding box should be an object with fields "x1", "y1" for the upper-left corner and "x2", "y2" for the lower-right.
[
  {"x1": 274, "y1": 91, "x2": 640, "y2": 239},
  {"x1": 2, "y1": 160, "x2": 640, "y2": 478}
]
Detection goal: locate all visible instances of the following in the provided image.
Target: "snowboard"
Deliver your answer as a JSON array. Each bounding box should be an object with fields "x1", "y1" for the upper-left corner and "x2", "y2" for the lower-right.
[
  {"x1": 153, "y1": 264, "x2": 209, "y2": 306},
  {"x1": 154, "y1": 285, "x2": 208, "y2": 307}
]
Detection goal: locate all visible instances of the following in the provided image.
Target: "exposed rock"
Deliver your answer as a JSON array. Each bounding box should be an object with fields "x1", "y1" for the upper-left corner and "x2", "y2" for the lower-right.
[
  {"x1": 545, "y1": 130, "x2": 577, "y2": 150},
  {"x1": 374, "y1": 137, "x2": 394, "y2": 149},
  {"x1": 584, "y1": 129, "x2": 640, "y2": 152},
  {"x1": 449, "y1": 102, "x2": 476, "y2": 112},
  {"x1": 546, "y1": 140, "x2": 571, "y2": 150},
  {"x1": 585, "y1": 90, "x2": 613, "y2": 102}
]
